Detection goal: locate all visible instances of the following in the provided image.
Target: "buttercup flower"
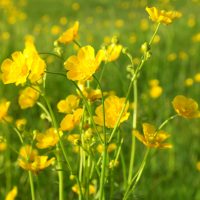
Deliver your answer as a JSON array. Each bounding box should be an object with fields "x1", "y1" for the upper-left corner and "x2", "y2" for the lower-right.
[
  {"x1": 1, "y1": 40, "x2": 46, "y2": 85},
  {"x1": 57, "y1": 21, "x2": 79, "y2": 44},
  {"x1": 0, "y1": 100, "x2": 10, "y2": 122},
  {"x1": 23, "y1": 39, "x2": 46, "y2": 83},
  {"x1": 60, "y1": 108, "x2": 83, "y2": 131},
  {"x1": 57, "y1": 95, "x2": 79, "y2": 113},
  {"x1": 18, "y1": 86, "x2": 40, "y2": 109},
  {"x1": 134, "y1": 123, "x2": 172, "y2": 148},
  {"x1": 64, "y1": 45, "x2": 105, "y2": 81},
  {"x1": 15, "y1": 118, "x2": 27, "y2": 130},
  {"x1": 103, "y1": 43, "x2": 122, "y2": 62},
  {"x1": 146, "y1": 6, "x2": 182, "y2": 25},
  {"x1": 36, "y1": 128, "x2": 62, "y2": 149},
  {"x1": 0, "y1": 142, "x2": 7, "y2": 152},
  {"x1": 1, "y1": 51, "x2": 29, "y2": 85},
  {"x1": 5, "y1": 186, "x2": 18, "y2": 200},
  {"x1": 18, "y1": 145, "x2": 55, "y2": 172},
  {"x1": 172, "y1": 95, "x2": 200, "y2": 118},
  {"x1": 94, "y1": 95, "x2": 130, "y2": 128}
]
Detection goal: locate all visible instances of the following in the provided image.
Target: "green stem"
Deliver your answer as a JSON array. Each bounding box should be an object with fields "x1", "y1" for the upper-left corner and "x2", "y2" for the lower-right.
[
  {"x1": 123, "y1": 148, "x2": 150, "y2": 200},
  {"x1": 128, "y1": 80, "x2": 137, "y2": 184},
  {"x1": 149, "y1": 23, "x2": 160, "y2": 46},
  {"x1": 92, "y1": 75, "x2": 106, "y2": 200},
  {"x1": 39, "y1": 52, "x2": 64, "y2": 61},
  {"x1": 73, "y1": 40, "x2": 82, "y2": 48},
  {"x1": 29, "y1": 171, "x2": 36, "y2": 200},
  {"x1": 158, "y1": 114, "x2": 178, "y2": 131}
]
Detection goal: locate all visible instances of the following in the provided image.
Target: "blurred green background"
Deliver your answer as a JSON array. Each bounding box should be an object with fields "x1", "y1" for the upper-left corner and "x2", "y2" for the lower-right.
[{"x1": 0, "y1": 0, "x2": 200, "y2": 199}]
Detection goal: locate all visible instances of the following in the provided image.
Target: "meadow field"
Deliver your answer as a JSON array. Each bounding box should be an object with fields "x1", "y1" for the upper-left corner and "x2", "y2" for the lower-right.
[{"x1": 0, "y1": 0, "x2": 200, "y2": 199}]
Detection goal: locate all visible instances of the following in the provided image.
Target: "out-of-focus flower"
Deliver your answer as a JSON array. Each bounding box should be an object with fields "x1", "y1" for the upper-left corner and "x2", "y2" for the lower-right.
[
  {"x1": 97, "y1": 143, "x2": 117, "y2": 153},
  {"x1": 149, "y1": 85, "x2": 163, "y2": 98},
  {"x1": 64, "y1": 45, "x2": 104, "y2": 81},
  {"x1": 18, "y1": 87, "x2": 40, "y2": 109},
  {"x1": 57, "y1": 95, "x2": 79, "y2": 113},
  {"x1": 18, "y1": 145, "x2": 55, "y2": 172},
  {"x1": 140, "y1": 18, "x2": 149, "y2": 31},
  {"x1": 57, "y1": 21, "x2": 79, "y2": 44},
  {"x1": 194, "y1": 73, "x2": 200, "y2": 82},
  {"x1": 134, "y1": 124, "x2": 172, "y2": 148},
  {"x1": 60, "y1": 108, "x2": 83, "y2": 131},
  {"x1": 192, "y1": 33, "x2": 200, "y2": 42},
  {"x1": 146, "y1": 7, "x2": 182, "y2": 25},
  {"x1": 0, "y1": 100, "x2": 10, "y2": 122},
  {"x1": 94, "y1": 95, "x2": 130, "y2": 128},
  {"x1": 72, "y1": 184, "x2": 95, "y2": 195},
  {"x1": 196, "y1": 161, "x2": 200, "y2": 171},
  {"x1": 0, "y1": 142, "x2": 7, "y2": 152},
  {"x1": 67, "y1": 134, "x2": 80, "y2": 145},
  {"x1": 172, "y1": 95, "x2": 200, "y2": 118},
  {"x1": 103, "y1": 43, "x2": 122, "y2": 62},
  {"x1": 185, "y1": 78, "x2": 194, "y2": 87},
  {"x1": 36, "y1": 128, "x2": 62, "y2": 149},
  {"x1": 5, "y1": 186, "x2": 17, "y2": 200},
  {"x1": 15, "y1": 118, "x2": 27, "y2": 130},
  {"x1": 167, "y1": 53, "x2": 177, "y2": 62}
]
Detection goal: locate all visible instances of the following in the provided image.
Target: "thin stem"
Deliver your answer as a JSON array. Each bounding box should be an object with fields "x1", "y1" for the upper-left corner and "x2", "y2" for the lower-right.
[
  {"x1": 128, "y1": 80, "x2": 137, "y2": 184},
  {"x1": 158, "y1": 114, "x2": 178, "y2": 131},
  {"x1": 29, "y1": 171, "x2": 36, "y2": 200},
  {"x1": 71, "y1": 81, "x2": 103, "y2": 144},
  {"x1": 149, "y1": 23, "x2": 161, "y2": 46},
  {"x1": 73, "y1": 40, "x2": 82, "y2": 48},
  {"x1": 93, "y1": 75, "x2": 107, "y2": 200},
  {"x1": 123, "y1": 148, "x2": 150, "y2": 200}
]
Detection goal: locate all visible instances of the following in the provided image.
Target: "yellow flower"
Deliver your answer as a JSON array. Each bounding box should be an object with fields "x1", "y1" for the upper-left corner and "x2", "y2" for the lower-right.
[
  {"x1": 18, "y1": 145, "x2": 55, "y2": 172},
  {"x1": 185, "y1": 78, "x2": 193, "y2": 87},
  {"x1": 1, "y1": 51, "x2": 29, "y2": 85},
  {"x1": 134, "y1": 124, "x2": 172, "y2": 148},
  {"x1": 1, "y1": 40, "x2": 46, "y2": 85},
  {"x1": 103, "y1": 43, "x2": 122, "y2": 62},
  {"x1": 60, "y1": 108, "x2": 83, "y2": 131},
  {"x1": 23, "y1": 39, "x2": 46, "y2": 83},
  {"x1": 149, "y1": 85, "x2": 163, "y2": 98},
  {"x1": 67, "y1": 134, "x2": 80, "y2": 145},
  {"x1": 0, "y1": 142, "x2": 7, "y2": 152},
  {"x1": 5, "y1": 186, "x2": 17, "y2": 200},
  {"x1": 57, "y1": 95, "x2": 79, "y2": 113},
  {"x1": 18, "y1": 87, "x2": 40, "y2": 109},
  {"x1": 18, "y1": 145, "x2": 38, "y2": 170},
  {"x1": 172, "y1": 95, "x2": 200, "y2": 118},
  {"x1": 36, "y1": 128, "x2": 62, "y2": 149},
  {"x1": 94, "y1": 95, "x2": 130, "y2": 128},
  {"x1": 72, "y1": 184, "x2": 95, "y2": 195},
  {"x1": 64, "y1": 45, "x2": 104, "y2": 81},
  {"x1": 196, "y1": 161, "x2": 200, "y2": 171},
  {"x1": 97, "y1": 143, "x2": 117, "y2": 153},
  {"x1": 146, "y1": 6, "x2": 182, "y2": 25},
  {"x1": 57, "y1": 21, "x2": 79, "y2": 44},
  {"x1": 15, "y1": 118, "x2": 27, "y2": 130},
  {"x1": 194, "y1": 73, "x2": 200, "y2": 82},
  {"x1": 29, "y1": 156, "x2": 55, "y2": 172},
  {"x1": 0, "y1": 100, "x2": 10, "y2": 122}
]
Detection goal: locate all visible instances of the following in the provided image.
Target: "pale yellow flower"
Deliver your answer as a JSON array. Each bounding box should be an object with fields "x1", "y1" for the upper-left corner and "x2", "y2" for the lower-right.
[
  {"x1": 36, "y1": 128, "x2": 62, "y2": 149},
  {"x1": 103, "y1": 43, "x2": 122, "y2": 62},
  {"x1": 64, "y1": 45, "x2": 105, "y2": 81},
  {"x1": 18, "y1": 87, "x2": 40, "y2": 109},
  {"x1": 146, "y1": 6, "x2": 182, "y2": 25},
  {"x1": 57, "y1": 21, "x2": 79, "y2": 44},
  {"x1": 172, "y1": 95, "x2": 200, "y2": 118},
  {"x1": 134, "y1": 124, "x2": 172, "y2": 148},
  {"x1": 18, "y1": 145, "x2": 55, "y2": 172},
  {"x1": 57, "y1": 95, "x2": 79, "y2": 113},
  {"x1": 60, "y1": 108, "x2": 83, "y2": 131},
  {"x1": 94, "y1": 95, "x2": 130, "y2": 128}
]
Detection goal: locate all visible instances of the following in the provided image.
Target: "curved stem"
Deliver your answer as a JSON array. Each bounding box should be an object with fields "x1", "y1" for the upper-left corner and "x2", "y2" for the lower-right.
[{"x1": 149, "y1": 23, "x2": 160, "y2": 45}]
